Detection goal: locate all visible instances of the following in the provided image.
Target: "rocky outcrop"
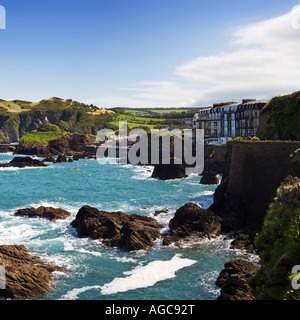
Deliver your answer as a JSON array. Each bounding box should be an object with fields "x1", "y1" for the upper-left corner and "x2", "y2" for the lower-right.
[
  {"x1": 228, "y1": 233, "x2": 256, "y2": 254},
  {"x1": 0, "y1": 156, "x2": 48, "y2": 168},
  {"x1": 151, "y1": 163, "x2": 187, "y2": 180},
  {"x1": 163, "y1": 203, "x2": 222, "y2": 246},
  {"x1": 203, "y1": 145, "x2": 227, "y2": 174},
  {"x1": 216, "y1": 259, "x2": 259, "y2": 300},
  {"x1": 14, "y1": 134, "x2": 96, "y2": 158},
  {"x1": 70, "y1": 206, "x2": 163, "y2": 251},
  {"x1": 0, "y1": 245, "x2": 65, "y2": 299},
  {"x1": 210, "y1": 141, "x2": 300, "y2": 235},
  {"x1": 14, "y1": 206, "x2": 71, "y2": 221},
  {"x1": 200, "y1": 170, "x2": 219, "y2": 185}
]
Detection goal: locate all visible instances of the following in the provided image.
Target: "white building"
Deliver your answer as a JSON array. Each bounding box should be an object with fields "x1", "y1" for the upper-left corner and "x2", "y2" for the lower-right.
[{"x1": 193, "y1": 99, "x2": 269, "y2": 144}]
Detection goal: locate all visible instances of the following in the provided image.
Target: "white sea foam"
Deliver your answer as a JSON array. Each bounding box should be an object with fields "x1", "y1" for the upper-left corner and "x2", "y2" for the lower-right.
[
  {"x1": 100, "y1": 254, "x2": 197, "y2": 295},
  {"x1": 60, "y1": 254, "x2": 197, "y2": 300},
  {"x1": 60, "y1": 285, "x2": 102, "y2": 300}
]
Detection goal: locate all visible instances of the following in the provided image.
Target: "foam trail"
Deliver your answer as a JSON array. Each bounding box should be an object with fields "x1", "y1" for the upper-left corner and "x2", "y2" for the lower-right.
[
  {"x1": 60, "y1": 285, "x2": 102, "y2": 300},
  {"x1": 101, "y1": 254, "x2": 197, "y2": 295}
]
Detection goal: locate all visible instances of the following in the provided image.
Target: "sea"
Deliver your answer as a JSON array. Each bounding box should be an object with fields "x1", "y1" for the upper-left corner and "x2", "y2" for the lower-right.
[{"x1": 0, "y1": 152, "x2": 258, "y2": 300}]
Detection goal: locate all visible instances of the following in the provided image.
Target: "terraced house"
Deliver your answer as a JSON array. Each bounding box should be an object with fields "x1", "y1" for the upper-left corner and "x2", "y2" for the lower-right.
[{"x1": 193, "y1": 99, "x2": 269, "y2": 145}]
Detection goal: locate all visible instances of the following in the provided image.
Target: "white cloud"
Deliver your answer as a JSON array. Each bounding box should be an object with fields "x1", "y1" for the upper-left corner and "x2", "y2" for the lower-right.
[
  {"x1": 86, "y1": 7, "x2": 300, "y2": 108},
  {"x1": 175, "y1": 6, "x2": 300, "y2": 105},
  {"x1": 85, "y1": 81, "x2": 199, "y2": 108}
]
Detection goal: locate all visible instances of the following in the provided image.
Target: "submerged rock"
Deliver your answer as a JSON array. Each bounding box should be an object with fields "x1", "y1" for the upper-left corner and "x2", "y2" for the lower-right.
[
  {"x1": 70, "y1": 205, "x2": 163, "y2": 251},
  {"x1": 0, "y1": 245, "x2": 65, "y2": 299},
  {"x1": 14, "y1": 206, "x2": 71, "y2": 221},
  {"x1": 163, "y1": 203, "x2": 222, "y2": 246},
  {"x1": 0, "y1": 156, "x2": 48, "y2": 168}
]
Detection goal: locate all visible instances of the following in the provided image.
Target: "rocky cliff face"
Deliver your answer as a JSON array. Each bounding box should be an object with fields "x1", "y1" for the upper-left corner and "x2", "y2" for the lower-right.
[
  {"x1": 0, "y1": 245, "x2": 65, "y2": 299},
  {"x1": 210, "y1": 140, "x2": 300, "y2": 234}
]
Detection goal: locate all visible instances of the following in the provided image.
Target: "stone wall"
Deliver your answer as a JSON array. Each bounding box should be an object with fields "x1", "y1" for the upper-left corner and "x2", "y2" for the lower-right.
[{"x1": 211, "y1": 141, "x2": 300, "y2": 234}]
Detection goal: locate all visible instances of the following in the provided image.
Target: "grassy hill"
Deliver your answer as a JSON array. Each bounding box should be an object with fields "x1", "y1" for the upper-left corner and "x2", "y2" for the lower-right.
[
  {"x1": 0, "y1": 97, "x2": 115, "y2": 143},
  {"x1": 0, "y1": 98, "x2": 194, "y2": 143}
]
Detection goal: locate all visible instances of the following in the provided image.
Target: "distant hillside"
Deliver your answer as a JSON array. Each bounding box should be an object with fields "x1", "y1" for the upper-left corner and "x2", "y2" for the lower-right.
[
  {"x1": 257, "y1": 91, "x2": 300, "y2": 141},
  {"x1": 0, "y1": 97, "x2": 114, "y2": 143}
]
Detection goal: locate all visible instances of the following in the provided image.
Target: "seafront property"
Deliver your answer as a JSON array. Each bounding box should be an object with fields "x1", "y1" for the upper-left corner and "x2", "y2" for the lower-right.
[{"x1": 193, "y1": 99, "x2": 268, "y2": 145}]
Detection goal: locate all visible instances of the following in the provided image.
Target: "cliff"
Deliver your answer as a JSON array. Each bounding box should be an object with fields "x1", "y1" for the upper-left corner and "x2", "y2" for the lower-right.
[
  {"x1": 250, "y1": 176, "x2": 300, "y2": 300},
  {"x1": 257, "y1": 91, "x2": 300, "y2": 141},
  {"x1": 211, "y1": 140, "x2": 300, "y2": 235}
]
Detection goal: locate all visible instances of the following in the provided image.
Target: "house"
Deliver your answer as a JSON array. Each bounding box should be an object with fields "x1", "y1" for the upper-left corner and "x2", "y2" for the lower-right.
[{"x1": 193, "y1": 99, "x2": 269, "y2": 144}]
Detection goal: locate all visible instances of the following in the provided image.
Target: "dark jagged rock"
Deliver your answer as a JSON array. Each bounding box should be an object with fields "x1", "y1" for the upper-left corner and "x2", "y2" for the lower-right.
[
  {"x1": 216, "y1": 259, "x2": 259, "y2": 300},
  {"x1": 154, "y1": 209, "x2": 169, "y2": 216},
  {"x1": 151, "y1": 163, "x2": 187, "y2": 180},
  {"x1": 42, "y1": 156, "x2": 56, "y2": 163},
  {"x1": 14, "y1": 206, "x2": 71, "y2": 221},
  {"x1": 0, "y1": 156, "x2": 48, "y2": 168},
  {"x1": 229, "y1": 233, "x2": 256, "y2": 254},
  {"x1": 70, "y1": 205, "x2": 163, "y2": 251},
  {"x1": 56, "y1": 154, "x2": 68, "y2": 163},
  {"x1": 163, "y1": 203, "x2": 222, "y2": 246},
  {"x1": 0, "y1": 245, "x2": 65, "y2": 300},
  {"x1": 200, "y1": 170, "x2": 219, "y2": 185}
]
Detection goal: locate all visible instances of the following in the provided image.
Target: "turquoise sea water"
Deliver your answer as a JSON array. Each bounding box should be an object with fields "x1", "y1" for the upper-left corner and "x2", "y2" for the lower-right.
[{"x1": 0, "y1": 153, "x2": 255, "y2": 300}]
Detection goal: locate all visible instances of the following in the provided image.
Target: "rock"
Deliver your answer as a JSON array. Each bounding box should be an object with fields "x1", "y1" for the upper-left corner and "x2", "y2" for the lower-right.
[
  {"x1": 56, "y1": 154, "x2": 68, "y2": 163},
  {"x1": 151, "y1": 164, "x2": 187, "y2": 180},
  {"x1": 290, "y1": 148, "x2": 300, "y2": 177},
  {"x1": 0, "y1": 245, "x2": 65, "y2": 299},
  {"x1": 14, "y1": 206, "x2": 71, "y2": 221},
  {"x1": 230, "y1": 233, "x2": 256, "y2": 254},
  {"x1": 163, "y1": 203, "x2": 222, "y2": 246},
  {"x1": 216, "y1": 259, "x2": 259, "y2": 300},
  {"x1": 0, "y1": 145, "x2": 16, "y2": 153},
  {"x1": 269, "y1": 252, "x2": 295, "y2": 286},
  {"x1": 43, "y1": 156, "x2": 56, "y2": 163},
  {"x1": 0, "y1": 156, "x2": 48, "y2": 168},
  {"x1": 200, "y1": 170, "x2": 219, "y2": 185},
  {"x1": 121, "y1": 214, "x2": 164, "y2": 251},
  {"x1": 70, "y1": 205, "x2": 163, "y2": 251},
  {"x1": 154, "y1": 209, "x2": 169, "y2": 217},
  {"x1": 14, "y1": 142, "x2": 53, "y2": 157}
]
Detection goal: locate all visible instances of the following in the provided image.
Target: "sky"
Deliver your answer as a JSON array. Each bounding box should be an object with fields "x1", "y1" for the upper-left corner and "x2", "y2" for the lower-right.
[{"x1": 0, "y1": 0, "x2": 300, "y2": 108}]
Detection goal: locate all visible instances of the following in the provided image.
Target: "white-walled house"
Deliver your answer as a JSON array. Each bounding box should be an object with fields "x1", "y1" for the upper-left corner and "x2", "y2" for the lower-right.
[{"x1": 193, "y1": 99, "x2": 268, "y2": 144}]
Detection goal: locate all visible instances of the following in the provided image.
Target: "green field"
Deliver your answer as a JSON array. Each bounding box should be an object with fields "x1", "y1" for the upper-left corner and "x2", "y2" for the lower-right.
[{"x1": 20, "y1": 131, "x2": 65, "y2": 144}]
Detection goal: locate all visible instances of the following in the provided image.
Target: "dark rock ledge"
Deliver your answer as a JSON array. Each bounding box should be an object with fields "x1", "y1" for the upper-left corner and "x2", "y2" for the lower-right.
[
  {"x1": 14, "y1": 206, "x2": 71, "y2": 221},
  {"x1": 163, "y1": 203, "x2": 222, "y2": 246},
  {"x1": 0, "y1": 245, "x2": 65, "y2": 300},
  {"x1": 0, "y1": 156, "x2": 47, "y2": 168},
  {"x1": 216, "y1": 259, "x2": 259, "y2": 300},
  {"x1": 70, "y1": 205, "x2": 164, "y2": 252}
]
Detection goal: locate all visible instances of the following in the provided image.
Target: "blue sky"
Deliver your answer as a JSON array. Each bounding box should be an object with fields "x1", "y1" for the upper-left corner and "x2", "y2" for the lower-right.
[{"x1": 0, "y1": 0, "x2": 300, "y2": 107}]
